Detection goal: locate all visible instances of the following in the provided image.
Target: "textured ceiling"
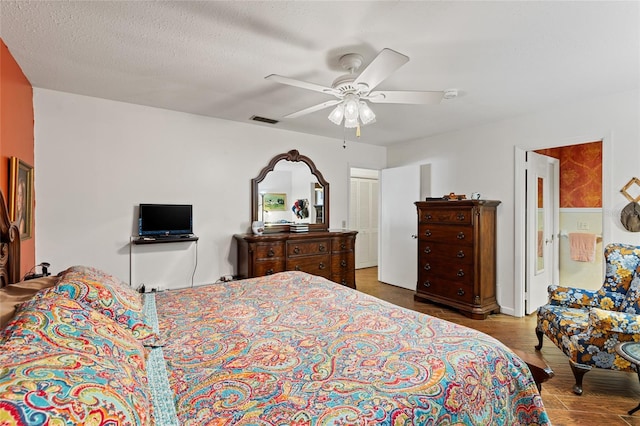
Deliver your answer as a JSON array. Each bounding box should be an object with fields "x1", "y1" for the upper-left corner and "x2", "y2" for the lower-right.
[{"x1": 1, "y1": 1, "x2": 638, "y2": 146}]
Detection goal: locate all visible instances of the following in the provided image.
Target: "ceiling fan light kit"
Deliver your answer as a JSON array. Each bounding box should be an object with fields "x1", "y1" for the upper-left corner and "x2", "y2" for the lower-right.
[{"x1": 266, "y1": 48, "x2": 448, "y2": 136}]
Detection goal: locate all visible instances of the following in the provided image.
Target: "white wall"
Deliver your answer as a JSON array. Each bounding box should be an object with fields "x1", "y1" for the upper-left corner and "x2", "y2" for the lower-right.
[
  {"x1": 33, "y1": 89, "x2": 386, "y2": 288},
  {"x1": 387, "y1": 89, "x2": 640, "y2": 315}
]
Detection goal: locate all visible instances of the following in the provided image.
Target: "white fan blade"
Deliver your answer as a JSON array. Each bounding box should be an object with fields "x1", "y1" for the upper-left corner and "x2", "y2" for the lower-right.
[
  {"x1": 284, "y1": 99, "x2": 342, "y2": 118},
  {"x1": 353, "y1": 48, "x2": 409, "y2": 92},
  {"x1": 366, "y1": 90, "x2": 444, "y2": 105},
  {"x1": 265, "y1": 74, "x2": 338, "y2": 96}
]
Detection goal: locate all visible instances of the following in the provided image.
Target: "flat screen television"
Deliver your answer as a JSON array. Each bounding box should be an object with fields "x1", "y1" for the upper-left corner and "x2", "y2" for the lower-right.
[{"x1": 138, "y1": 204, "x2": 193, "y2": 236}]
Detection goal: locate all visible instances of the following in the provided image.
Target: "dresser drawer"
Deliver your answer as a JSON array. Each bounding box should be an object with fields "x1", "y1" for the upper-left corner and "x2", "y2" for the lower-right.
[
  {"x1": 418, "y1": 207, "x2": 472, "y2": 225},
  {"x1": 254, "y1": 260, "x2": 285, "y2": 276},
  {"x1": 419, "y1": 260, "x2": 474, "y2": 283},
  {"x1": 418, "y1": 241, "x2": 473, "y2": 265},
  {"x1": 332, "y1": 252, "x2": 354, "y2": 272},
  {"x1": 287, "y1": 255, "x2": 331, "y2": 279},
  {"x1": 287, "y1": 239, "x2": 330, "y2": 257},
  {"x1": 417, "y1": 276, "x2": 474, "y2": 304},
  {"x1": 418, "y1": 224, "x2": 474, "y2": 245},
  {"x1": 254, "y1": 242, "x2": 285, "y2": 260},
  {"x1": 331, "y1": 236, "x2": 354, "y2": 252},
  {"x1": 332, "y1": 272, "x2": 355, "y2": 289}
]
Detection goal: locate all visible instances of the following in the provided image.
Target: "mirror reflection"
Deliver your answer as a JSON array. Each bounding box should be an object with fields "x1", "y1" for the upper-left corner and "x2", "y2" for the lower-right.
[
  {"x1": 257, "y1": 161, "x2": 324, "y2": 225},
  {"x1": 537, "y1": 176, "x2": 545, "y2": 272}
]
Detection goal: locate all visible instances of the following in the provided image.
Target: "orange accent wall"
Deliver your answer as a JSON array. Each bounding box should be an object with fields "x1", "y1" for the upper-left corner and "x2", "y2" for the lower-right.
[
  {"x1": 536, "y1": 141, "x2": 602, "y2": 208},
  {"x1": 0, "y1": 38, "x2": 35, "y2": 276}
]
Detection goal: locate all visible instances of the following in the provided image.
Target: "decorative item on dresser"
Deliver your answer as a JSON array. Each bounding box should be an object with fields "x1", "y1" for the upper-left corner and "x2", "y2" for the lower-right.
[
  {"x1": 234, "y1": 230, "x2": 357, "y2": 288},
  {"x1": 414, "y1": 199, "x2": 501, "y2": 319}
]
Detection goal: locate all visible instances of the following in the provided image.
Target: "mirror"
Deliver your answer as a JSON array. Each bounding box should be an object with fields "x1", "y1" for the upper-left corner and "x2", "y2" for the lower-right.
[{"x1": 251, "y1": 150, "x2": 329, "y2": 233}]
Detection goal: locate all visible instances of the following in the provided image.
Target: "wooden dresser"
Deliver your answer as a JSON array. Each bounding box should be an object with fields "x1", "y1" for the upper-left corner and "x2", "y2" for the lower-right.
[
  {"x1": 234, "y1": 230, "x2": 357, "y2": 289},
  {"x1": 414, "y1": 200, "x2": 501, "y2": 319}
]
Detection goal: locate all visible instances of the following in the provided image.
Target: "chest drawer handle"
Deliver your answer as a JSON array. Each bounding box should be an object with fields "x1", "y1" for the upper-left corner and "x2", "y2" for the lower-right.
[
  {"x1": 294, "y1": 265, "x2": 301, "y2": 271},
  {"x1": 457, "y1": 288, "x2": 465, "y2": 296},
  {"x1": 293, "y1": 246, "x2": 300, "y2": 254},
  {"x1": 425, "y1": 214, "x2": 433, "y2": 220},
  {"x1": 423, "y1": 280, "x2": 432, "y2": 288},
  {"x1": 267, "y1": 248, "x2": 275, "y2": 257},
  {"x1": 456, "y1": 232, "x2": 465, "y2": 240},
  {"x1": 266, "y1": 269, "x2": 274, "y2": 275},
  {"x1": 424, "y1": 246, "x2": 432, "y2": 254},
  {"x1": 341, "y1": 279, "x2": 347, "y2": 285},
  {"x1": 424, "y1": 263, "x2": 431, "y2": 271},
  {"x1": 340, "y1": 243, "x2": 346, "y2": 250},
  {"x1": 456, "y1": 213, "x2": 465, "y2": 221},
  {"x1": 424, "y1": 230, "x2": 432, "y2": 237},
  {"x1": 340, "y1": 260, "x2": 347, "y2": 267},
  {"x1": 457, "y1": 269, "x2": 465, "y2": 277},
  {"x1": 457, "y1": 250, "x2": 465, "y2": 258},
  {"x1": 319, "y1": 244, "x2": 326, "y2": 252},
  {"x1": 319, "y1": 262, "x2": 326, "y2": 270}
]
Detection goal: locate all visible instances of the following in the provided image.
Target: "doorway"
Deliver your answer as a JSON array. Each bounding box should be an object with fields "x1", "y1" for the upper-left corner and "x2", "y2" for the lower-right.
[{"x1": 515, "y1": 139, "x2": 606, "y2": 317}]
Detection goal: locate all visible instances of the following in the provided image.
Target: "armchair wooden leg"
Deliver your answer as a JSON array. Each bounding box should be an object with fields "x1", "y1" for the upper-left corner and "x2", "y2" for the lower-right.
[
  {"x1": 569, "y1": 361, "x2": 591, "y2": 395},
  {"x1": 535, "y1": 328, "x2": 544, "y2": 351}
]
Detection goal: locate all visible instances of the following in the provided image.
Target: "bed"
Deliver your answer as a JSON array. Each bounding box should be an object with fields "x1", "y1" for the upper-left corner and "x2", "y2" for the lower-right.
[{"x1": 0, "y1": 199, "x2": 549, "y2": 425}]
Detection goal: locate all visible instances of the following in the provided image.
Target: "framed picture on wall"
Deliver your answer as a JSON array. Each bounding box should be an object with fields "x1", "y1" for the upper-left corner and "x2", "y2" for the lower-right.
[{"x1": 9, "y1": 156, "x2": 33, "y2": 240}]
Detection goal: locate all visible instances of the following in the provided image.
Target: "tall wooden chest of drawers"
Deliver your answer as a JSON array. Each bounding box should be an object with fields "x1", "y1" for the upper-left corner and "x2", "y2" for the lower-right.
[
  {"x1": 234, "y1": 230, "x2": 357, "y2": 289},
  {"x1": 414, "y1": 200, "x2": 501, "y2": 319}
]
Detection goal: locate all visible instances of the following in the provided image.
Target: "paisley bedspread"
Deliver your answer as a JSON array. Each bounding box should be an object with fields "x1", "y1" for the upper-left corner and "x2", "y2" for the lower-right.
[{"x1": 155, "y1": 271, "x2": 549, "y2": 425}]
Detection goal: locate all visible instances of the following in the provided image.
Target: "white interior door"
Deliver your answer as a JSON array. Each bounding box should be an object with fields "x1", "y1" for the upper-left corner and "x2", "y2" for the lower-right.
[
  {"x1": 350, "y1": 176, "x2": 379, "y2": 268},
  {"x1": 526, "y1": 151, "x2": 559, "y2": 314},
  {"x1": 379, "y1": 165, "x2": 420, "y2": 290}
]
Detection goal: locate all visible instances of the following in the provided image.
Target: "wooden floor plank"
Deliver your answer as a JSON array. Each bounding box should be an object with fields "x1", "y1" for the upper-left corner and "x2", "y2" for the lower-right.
[{"x1": 355, "y1": 267, "x2": 640, "y2": 425}]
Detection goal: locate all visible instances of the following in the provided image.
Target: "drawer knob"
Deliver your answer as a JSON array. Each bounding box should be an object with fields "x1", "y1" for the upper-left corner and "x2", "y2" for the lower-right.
[
  {"x1": 456, "y1": 232, "x2": 465, "y2": 240},
  {"x1": 423, "y1": 280, "x2": 432, "y2": 288},
  {"x1": 340, "y1": 260, "x2": 347, "y2": 267},
  {"x1": 266, "y1": 269, "x2": 274, "y2": 275},
  {"x1": 341, "y1": 279, "x2": 347, "y2": 285},
  {"x1": 319, "y1": 244, "x2": 326, "y2": 252},
  {"x1": 267, "y1": 248, "x2": 275, "y2": 257},
  {"x1": 340, "y1": 243, "x2": 346, "y2": 249},
  {"x1": 294, "y1": 265, "x2": 301, "y2": 271},
  {"x1": 319, "y1": 262, "x2": 326, "y2": 270},
  {"x1": 424, "y1": 230, "x2": 432, "y2": 237},
  {"x1": 457, "y1": 288, "x2": 465, "y2": 296},
  {"x1": 457, "y1": 269, "x2": 465, "y2": 277},
  {"x1": 293, "y1": 246, "x2": 300, "y2": 254},
  {"x1": 457, "y1": 250, "x2": 465, "y2": 258},
  {"x1": 425, "y1": 214, "x2": 433, "y2": 220},
  {"x1": 424, "y1": 263, "x2": 431, "y2": 271},
  {"x1": 424, "y1": 246, "x2": 432, "y2": 254},
  {"x1": 456, "y1": 213, "x2": 465, "y2": 221}
]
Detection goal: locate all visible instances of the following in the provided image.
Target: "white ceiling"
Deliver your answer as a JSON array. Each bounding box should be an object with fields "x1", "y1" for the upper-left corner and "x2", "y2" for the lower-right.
[{"x1": 1, "y1": 1, "x2": 638, "y2": 147}]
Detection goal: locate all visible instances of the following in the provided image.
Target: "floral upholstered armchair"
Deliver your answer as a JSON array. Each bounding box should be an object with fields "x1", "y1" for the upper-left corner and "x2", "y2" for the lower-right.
[{"x1": 535, "y1": 243, "x2": 640, "y2": 395}]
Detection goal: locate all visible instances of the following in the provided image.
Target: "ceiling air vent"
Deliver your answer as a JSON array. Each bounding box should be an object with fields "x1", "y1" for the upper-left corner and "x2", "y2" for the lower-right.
[{"x1": 250, "y1": 115, "x2": 279, "y2": 125}]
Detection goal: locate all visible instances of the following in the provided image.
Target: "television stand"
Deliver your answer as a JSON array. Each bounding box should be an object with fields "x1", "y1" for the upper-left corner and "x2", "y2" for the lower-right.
[
  {"x1": 129, "y1": 235, "x2": 199, "y2": 288},
  {"x1": 132, "y1": 235, "x2": 199, "y2": 245}
]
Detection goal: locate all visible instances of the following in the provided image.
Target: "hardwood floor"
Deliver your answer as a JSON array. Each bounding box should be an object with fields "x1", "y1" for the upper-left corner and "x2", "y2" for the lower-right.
[{"x1": 355, "y1": 267, "x2": 640, "y2": 426}]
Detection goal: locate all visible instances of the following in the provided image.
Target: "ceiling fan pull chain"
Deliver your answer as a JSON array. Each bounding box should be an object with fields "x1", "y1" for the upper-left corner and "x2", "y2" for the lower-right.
[
  {"x1": 342, "y1": 126, "x2": 347, "y2": 149},
  {"x1": 356, "y1": 123, "x2": 361, "y2": 138}
]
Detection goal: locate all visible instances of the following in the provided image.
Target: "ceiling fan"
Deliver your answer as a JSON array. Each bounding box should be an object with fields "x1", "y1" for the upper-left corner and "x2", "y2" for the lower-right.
[{"x1": 265, "y1": 48, "x2": 454, "y2": 134}]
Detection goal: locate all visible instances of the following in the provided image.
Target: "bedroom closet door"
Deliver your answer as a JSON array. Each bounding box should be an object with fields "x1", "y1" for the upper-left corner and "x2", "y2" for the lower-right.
[
  {"x1": 349, "y1": 173, "x2": 379, "y2": 269},
  {"x1": 379, "y1": 165, "x2": 421, "y2": 290}
]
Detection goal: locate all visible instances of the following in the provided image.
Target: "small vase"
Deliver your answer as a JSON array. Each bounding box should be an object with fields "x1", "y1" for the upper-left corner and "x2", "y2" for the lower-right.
[{"x1": 252, "y1": 221, "x2": 265, "y2": 235}]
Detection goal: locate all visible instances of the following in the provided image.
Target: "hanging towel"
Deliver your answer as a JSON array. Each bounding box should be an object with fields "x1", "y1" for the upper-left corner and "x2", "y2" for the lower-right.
[{"x1": 569, "y1": 232, "x2": 597, "y2": 262}]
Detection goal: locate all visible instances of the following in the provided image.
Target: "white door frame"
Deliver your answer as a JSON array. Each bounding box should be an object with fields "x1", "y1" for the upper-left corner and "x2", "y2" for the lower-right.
[{"x1": 513, "y1": 134, "x2": 612, "y2": 317}]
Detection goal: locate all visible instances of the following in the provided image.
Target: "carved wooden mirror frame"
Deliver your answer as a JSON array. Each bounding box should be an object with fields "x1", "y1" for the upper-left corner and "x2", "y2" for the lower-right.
[{"x1": 251, "y1": 150, "x2": 329, "y2": 234}]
